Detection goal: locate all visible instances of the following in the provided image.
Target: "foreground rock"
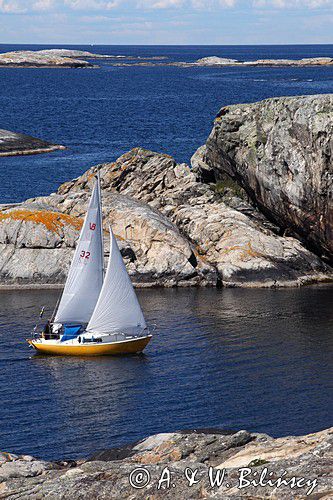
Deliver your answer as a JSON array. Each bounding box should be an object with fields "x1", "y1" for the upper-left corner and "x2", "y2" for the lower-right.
[
  {"x1": 205, "y1": 94, "x2": 333, "y2": 263},
  {"x1": 0, "y1": 129, "x2": 65, "y2": 156},
  {"x1": 1, "y1": 427, "x2": 332, "y2": 498},
  {"x1": 0, "y1": 50, "x2": 93, "y2": 68}
]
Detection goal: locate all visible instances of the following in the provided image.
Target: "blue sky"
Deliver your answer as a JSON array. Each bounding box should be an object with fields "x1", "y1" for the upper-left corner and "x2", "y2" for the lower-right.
[{"x1": 0, "y1": 0, "x2": 332, "y2": 45}]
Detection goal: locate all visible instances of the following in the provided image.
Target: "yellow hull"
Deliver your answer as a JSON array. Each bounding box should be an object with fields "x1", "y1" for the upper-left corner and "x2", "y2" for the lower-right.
[{"x1": 27, "y1": 336, "x2": 152, "y2": 356}]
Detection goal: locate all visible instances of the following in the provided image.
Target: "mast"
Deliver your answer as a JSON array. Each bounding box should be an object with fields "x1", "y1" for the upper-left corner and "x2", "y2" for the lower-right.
[
  {"x1": 97, "y1": 168, "x2": 105, "y2": 278},
  {"x1": 54, "y1": 178, "x2": 104, "y2": 324}
]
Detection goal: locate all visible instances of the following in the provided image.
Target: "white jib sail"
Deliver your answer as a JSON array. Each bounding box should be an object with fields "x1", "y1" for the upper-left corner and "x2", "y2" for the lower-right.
[
  {"x1": 54, "y1": 175, "x2": 104, "y2": 324},
  {"x1": 86, "y1": 227, "x2": 147, "y2": 335}
]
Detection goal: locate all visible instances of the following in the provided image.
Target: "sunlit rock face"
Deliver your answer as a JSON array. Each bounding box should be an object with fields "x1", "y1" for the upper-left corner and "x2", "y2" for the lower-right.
[
  {"x1": 0, "y1": 50, "x2": 92, "y2": 68},
  {"x1": 205, "y1": 94, "x2": 333, "y2": 264},
  {"x1": 0, "y1": 100, "x2": 332, "y2": 288},
  {"x1": 53, "y1": 147, "x2": 331, "y2": 287},
  {"x1": 0, "y1": 427, "x2": 332, "y2": 498}
]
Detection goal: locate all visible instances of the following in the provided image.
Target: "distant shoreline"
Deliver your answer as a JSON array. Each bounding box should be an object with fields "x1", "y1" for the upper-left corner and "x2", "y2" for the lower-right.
[{"x1": 0, "y1": 48, "x2": 332, "y2": 68}]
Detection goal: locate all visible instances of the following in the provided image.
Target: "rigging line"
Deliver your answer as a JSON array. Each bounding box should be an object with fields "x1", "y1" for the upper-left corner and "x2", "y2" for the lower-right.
[{"x1": 96, "y1": 167, "x2": 105, "y2": 279}]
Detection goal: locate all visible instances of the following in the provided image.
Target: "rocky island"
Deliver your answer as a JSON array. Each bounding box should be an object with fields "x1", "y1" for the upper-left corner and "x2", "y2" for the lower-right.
[
  {"x1": 0, "y1": 129, "x2": 65, "y2": 156},
  {"x1": 0, "y1": 50, "x2": 94, "y2": 68},
  {"x1": 193, "y1": 56, "x2": 333, "y2": 67},
  {"x1": 0, "y1": 94, "x2": 332, "y2": 288},
  {"x1": 1, "y1": 426, "x2": 332, "y2": 498},
  {"x1": 111, "y1": 55, "x2": 333, "y2": 67},
  {"x1": 1, "y1": 48, "x2": 332, "y2": 68},
  {"x1": 0, "y1": 49, "x2": 167, "y2": 68}
]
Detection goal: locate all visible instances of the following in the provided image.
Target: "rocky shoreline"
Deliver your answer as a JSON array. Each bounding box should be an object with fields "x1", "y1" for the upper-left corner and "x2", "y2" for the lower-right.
[
  {"x1": 0, "y1": 129, "x2": 65, "y2": 157},
  {"x1": 0, "y1": 49, "x2": 332, "y2": 68},
  {"x1": 0, "y1": 49, "x2": 167, "y2": 68},
  {"x1": 1, "y1": 426, "x2": 332, "y2": 498},
  {"x1": 0, "y1": 94, "x2": 332, "y2": 288},
  {"x1": 102, "y1": 55, "x2": 333, "y2": 67}
]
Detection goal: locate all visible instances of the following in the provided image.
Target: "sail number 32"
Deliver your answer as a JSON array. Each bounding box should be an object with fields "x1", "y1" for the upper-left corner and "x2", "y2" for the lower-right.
[{"x1": 80, "y1": 223, "x2": 96, "y2": 259}]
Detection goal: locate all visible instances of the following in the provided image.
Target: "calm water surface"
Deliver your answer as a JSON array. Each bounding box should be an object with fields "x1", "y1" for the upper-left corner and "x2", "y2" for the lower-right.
[{"x1": 0, "y1": 287, "x2": 332, "y2": 460}]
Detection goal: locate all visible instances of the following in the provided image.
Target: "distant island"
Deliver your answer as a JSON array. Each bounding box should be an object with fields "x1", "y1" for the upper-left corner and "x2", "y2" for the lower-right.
[
  {"x1": 0, "y1": 49, "x2": 332, "y2": 68},
  {"x1": 116, "y1": 55, "x2": 333, "y2": 67},
  {"x1": 0, "y1": 129, "x2": 65, "y2": 156},
  {"x1": 0, "y1": 49, "x2": 167, "y2": 68}
]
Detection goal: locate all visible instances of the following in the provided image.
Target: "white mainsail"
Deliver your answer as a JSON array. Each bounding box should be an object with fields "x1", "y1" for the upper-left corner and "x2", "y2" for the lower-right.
[
  {"x1": 54, "y1": 175, "x2": 104, "y2": 324},
  {"x1": 86, "y1": 227, "x2": 146, "y2": 334}
]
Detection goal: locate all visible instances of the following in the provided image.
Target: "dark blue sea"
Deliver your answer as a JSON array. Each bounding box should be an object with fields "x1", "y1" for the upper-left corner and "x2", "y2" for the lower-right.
[
  {"x1": 1, "y1": 44, "x2": 333, "y2": 203},
  {"x1": 0, "y1": 45, "x2": 332, "y2": 460}
]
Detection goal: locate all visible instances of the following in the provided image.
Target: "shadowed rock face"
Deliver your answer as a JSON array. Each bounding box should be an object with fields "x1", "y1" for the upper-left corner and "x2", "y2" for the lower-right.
[
  {"x1": 0, "y1": 129, "x2": 65, "y2": 156},
  {"x1": 0, "y1": 427, "x2": 332, "y2": 498},
  {"x1": 205, "y1": 95, "x2": 333, "y2": 263}
]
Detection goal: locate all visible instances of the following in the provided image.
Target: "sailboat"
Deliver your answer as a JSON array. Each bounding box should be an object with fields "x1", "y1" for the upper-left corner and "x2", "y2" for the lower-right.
[{"x1": 27, "y1": 172, "x2": 152, "y2": 356}]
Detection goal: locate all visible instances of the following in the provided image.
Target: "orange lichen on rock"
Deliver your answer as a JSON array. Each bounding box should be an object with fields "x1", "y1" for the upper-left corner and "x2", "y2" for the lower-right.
[
  {"x1": 222, "y1": 241, "x2": 262, "y2": 260},
  {"x1": 0, "y1": 209, "x2": 83, "y2": 233}
]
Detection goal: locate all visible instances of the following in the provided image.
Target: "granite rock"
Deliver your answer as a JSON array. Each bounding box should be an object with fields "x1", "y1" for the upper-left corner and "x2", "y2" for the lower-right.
[
  {"x1": 205, "y1": 94, "x2": 333, "y2": 263},
  {"x1": 1, "y1": 427, "x2": 332, "y2": 498},
  {"x1": 55, "y1": 148, "x2": 331, "y2": 287},
  {"x1": 0, "y1": 50, "x2": 93, "y2": 68}
]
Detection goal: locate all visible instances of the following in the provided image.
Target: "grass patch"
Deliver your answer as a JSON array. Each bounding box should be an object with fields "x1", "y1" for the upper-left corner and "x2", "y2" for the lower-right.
[{"x1": 212, "y1": 176, "x2": 244, "y2": 198}]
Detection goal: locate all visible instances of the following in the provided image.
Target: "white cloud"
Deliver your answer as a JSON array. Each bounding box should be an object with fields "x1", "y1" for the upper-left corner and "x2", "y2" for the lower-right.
[
  {"x1": 64, "y1": 0, "x2": 118, "y2": 9},
  {"x1": 138, "y1": 0, "x2": 236, "y2": 8},
  {"x1": 253, "y1": 0, "x2": 331, "y2": 7},
  {"x1": 0, "y1": 0, "x2": 331, "y2": 14},
  {"x1": 33, "y1": 0, "x2": 54, "y2": 10},
  {"x1": 0, "y1": 0, "x2": 26, "y2": 13}
]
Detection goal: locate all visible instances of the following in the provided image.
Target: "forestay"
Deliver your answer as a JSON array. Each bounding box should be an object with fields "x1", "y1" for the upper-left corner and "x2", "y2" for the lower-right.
[
  {"x1": 54, "y1": 176, "x2": 104, "y2": 324},
  {"x1": 87, "y1": 227, "x2": 146, "y2": 334}
]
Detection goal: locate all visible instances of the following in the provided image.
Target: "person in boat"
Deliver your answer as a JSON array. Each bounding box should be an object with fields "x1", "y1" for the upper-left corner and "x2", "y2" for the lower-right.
[{"x1": 43, "y1": 320, "x2": 51, "y2": 339}]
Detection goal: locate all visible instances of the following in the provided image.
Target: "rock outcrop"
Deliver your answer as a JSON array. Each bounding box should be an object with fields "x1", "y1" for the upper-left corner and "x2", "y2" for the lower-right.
[
  {"x1": 0, "y1": 195, "x2": 214, "y2": 288},
  {"x1": 111, "y1": 56, "x2": 333, "y2": 68},
  {"x1": 205, "y1": 94, "x2": 333, "y2": 263},
  {"x1": 35, "y1": 49, "x2": 167, "y2": 61},
  {"x1": 0, "y1": 51, "x2": 93, "y2": 68},
  {"x1": 0, "y1": 49, "x2": 168, "y2": 67},
  {"x1": 195, "y1": 56, "x2": 239, "y2": 66},
  {"x1": 38, "y1": 148, "x2": 331, "y2": 288},
  {"x1": 0, "y1": 145, "x2": 331, "y2": 288},
  {"x1": 194, "y1": 56, "x2": 333, "y2": 67},
  {"x1": 0, "y1": 129, "x2": 65, "y2": 156},
  {"x1": 1, "y1": 427, "x2": 332, "y2": 498},
  {"x1": 1, "y1": 94, "x2": 332, "y2": 288}
]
